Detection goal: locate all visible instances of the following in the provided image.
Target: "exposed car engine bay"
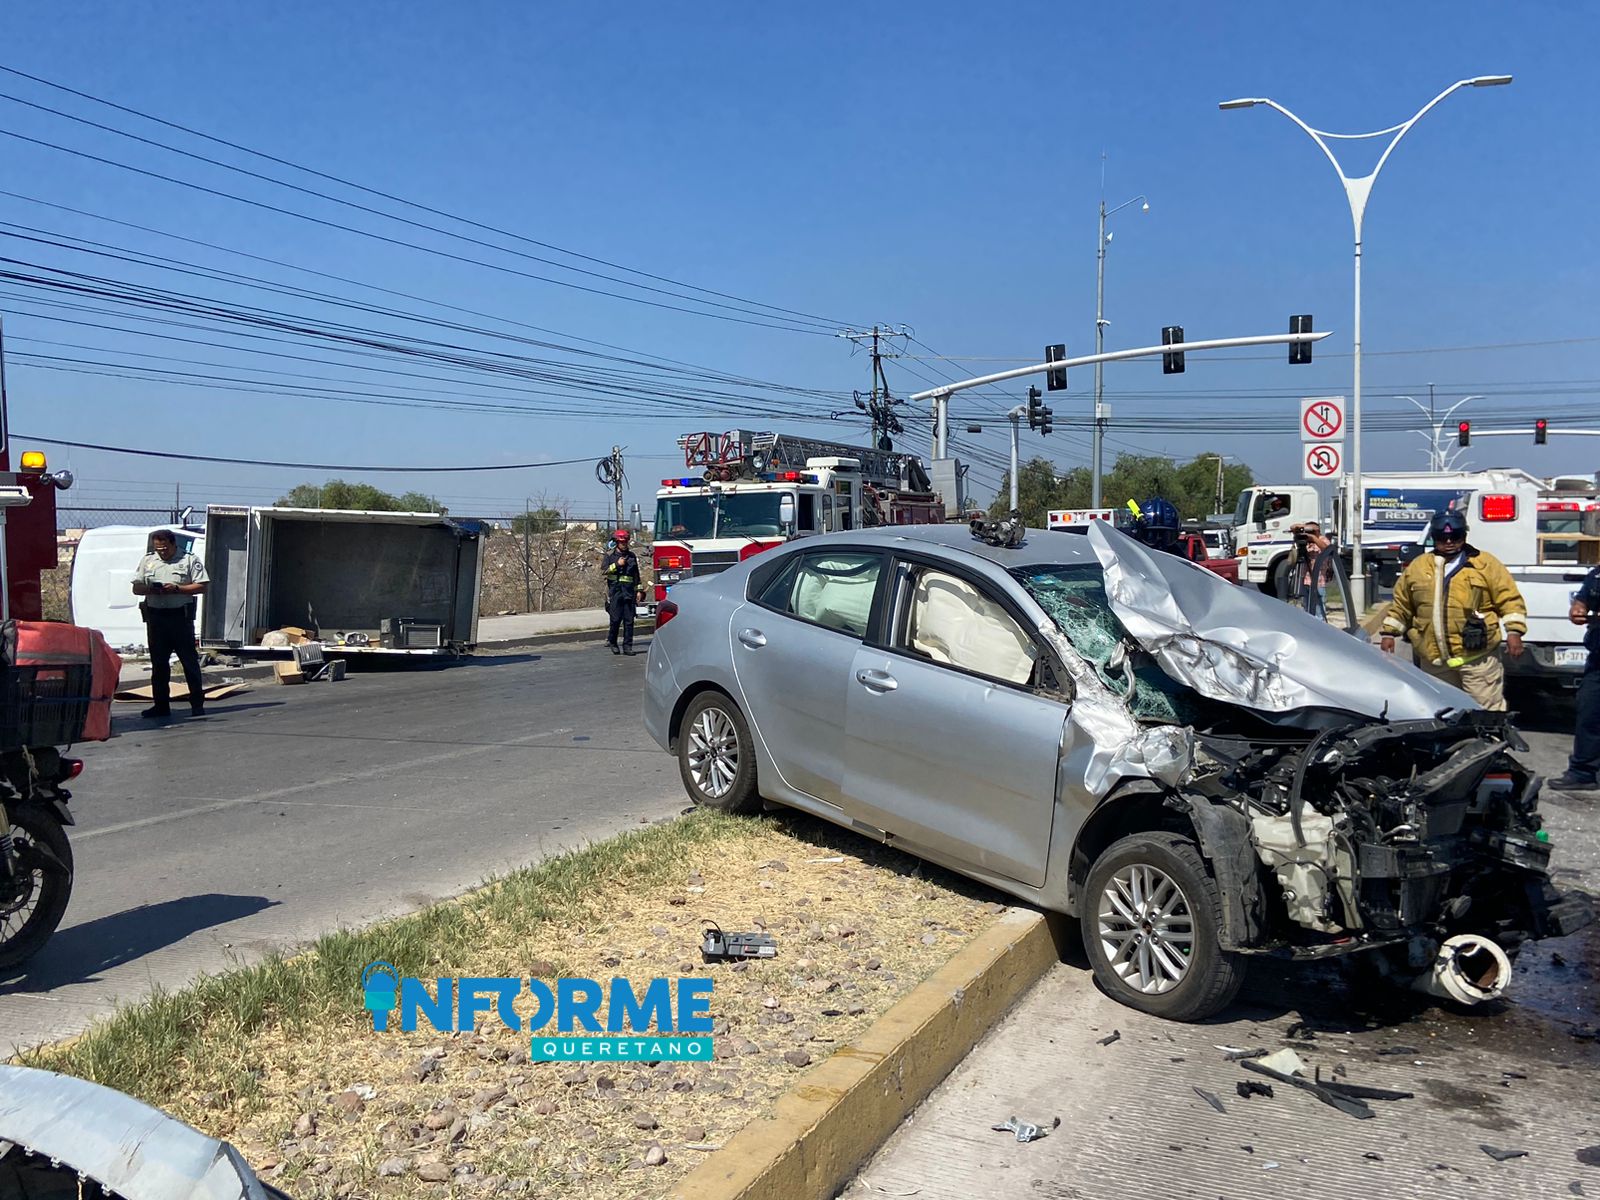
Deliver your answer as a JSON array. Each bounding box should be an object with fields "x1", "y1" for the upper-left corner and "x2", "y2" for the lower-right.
[{"x1": 1018, "y1": 524, "x2": 1595, "y2": 1003}]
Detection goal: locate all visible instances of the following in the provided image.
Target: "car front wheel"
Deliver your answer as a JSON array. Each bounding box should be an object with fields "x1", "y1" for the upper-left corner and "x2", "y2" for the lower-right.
[
  {"x1": 1081, "y1": 832, "x2": 1244, "y2": 1021},
  {"x1": 677, "y1": 692, "x2": 760, "y2": 814}
]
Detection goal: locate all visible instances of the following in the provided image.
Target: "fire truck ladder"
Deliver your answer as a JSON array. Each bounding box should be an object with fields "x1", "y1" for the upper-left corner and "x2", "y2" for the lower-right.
[{"x1": 677, "y1": 430, "x2": 914, "y2": 489}]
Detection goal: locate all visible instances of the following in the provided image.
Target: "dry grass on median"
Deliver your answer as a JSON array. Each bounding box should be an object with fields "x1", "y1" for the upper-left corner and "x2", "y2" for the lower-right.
[{"x1": 20, "y1": 808, "x2": 1007, "y2": 1199}]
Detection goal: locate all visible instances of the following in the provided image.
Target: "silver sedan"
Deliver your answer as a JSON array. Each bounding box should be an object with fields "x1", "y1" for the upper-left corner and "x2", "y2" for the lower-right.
[{"x1": 643, "y1": 521, "x2": 1590, "y2": 1020}]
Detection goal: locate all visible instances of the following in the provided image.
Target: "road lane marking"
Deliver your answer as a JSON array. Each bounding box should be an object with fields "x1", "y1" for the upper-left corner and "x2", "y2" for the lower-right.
[{"x1": 76, "y1": 723, "x2": 575, "y2": 840}]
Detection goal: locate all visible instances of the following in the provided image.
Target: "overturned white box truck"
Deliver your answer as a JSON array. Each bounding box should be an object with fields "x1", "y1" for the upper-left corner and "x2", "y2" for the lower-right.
[{"x1": 200, "y1": 506, "x2": 484, "y2": 658}]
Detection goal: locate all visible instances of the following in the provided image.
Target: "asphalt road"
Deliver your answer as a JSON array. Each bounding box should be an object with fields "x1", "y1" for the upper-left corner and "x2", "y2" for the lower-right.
[
  {"x1": 0, "y1": 642, "x2": 682, "y2": 1053},
  {"x1": 857, "y1": 700, "x2": 1600, "y2": 1199}
]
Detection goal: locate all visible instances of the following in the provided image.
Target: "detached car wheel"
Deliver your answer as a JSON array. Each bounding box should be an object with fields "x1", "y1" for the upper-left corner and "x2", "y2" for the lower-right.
[
  {"x1": 677, "y1": 692, "x2": 760, "y2": 814},
  {"x1": 1082, "y1": 832, "x2": 1244, "y2": 1021}
]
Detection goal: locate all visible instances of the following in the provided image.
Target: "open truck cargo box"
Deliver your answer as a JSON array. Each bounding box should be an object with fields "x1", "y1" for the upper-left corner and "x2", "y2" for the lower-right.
[{"x1": 200, "y1": 506, "x2": 483, "y2": 656}]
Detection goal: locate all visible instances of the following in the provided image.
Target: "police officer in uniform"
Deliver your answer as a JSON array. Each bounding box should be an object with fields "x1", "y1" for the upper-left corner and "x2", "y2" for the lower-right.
[
  {"x1": 132, "y1": 529, "x2": 209, "y2": 718},
  {"x1": 602, "y1": 528, "x2": 645, "y2": 656},
  {"x1": 1550, "y1": 564, "x2": 1600, "y2": 793}
]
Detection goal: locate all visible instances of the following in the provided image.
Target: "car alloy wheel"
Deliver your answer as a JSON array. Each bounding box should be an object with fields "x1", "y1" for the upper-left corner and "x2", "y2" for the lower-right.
[
  {"x1": 687, "y1": 707, "x2": 740, "y2": 800},
  {"x1": 1096, "y1": 862, "x2": 1194, "y2": 994}
]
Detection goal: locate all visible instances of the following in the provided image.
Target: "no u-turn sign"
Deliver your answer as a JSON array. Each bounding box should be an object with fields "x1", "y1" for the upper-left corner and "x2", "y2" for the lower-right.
[{"x1": 1303, "y1": 443, "x2": 1342, "y2": 480}]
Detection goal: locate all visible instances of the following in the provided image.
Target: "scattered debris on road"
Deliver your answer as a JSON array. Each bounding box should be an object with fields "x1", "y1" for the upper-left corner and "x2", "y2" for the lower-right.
[
  {"x1": 1240, "y1": 1057, "x2": 1375, "y2": 1120},
  {"x1": 1236, "y1": 1080, "x2": 1274, "y2": 1100},
  {"x1": 1096, "y1": 1030, "x2": 1121, "y2": 1046},
  {"x1": 1193, "y1": 1086, "x2": 1227, "y2": 1114},
  {"x1": 991, "y1": 1116, "x2": 1058, "y2": 1144},
  {"x1": 1480, "y1": 1144, "x2": 1530, "y2": 1162},
  {"x1": 1219, "y1": 1045, "x2": 1269, "y2": 1061}
]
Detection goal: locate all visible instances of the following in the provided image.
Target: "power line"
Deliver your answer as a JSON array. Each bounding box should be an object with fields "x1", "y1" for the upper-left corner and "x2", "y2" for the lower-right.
[
  {"x1": 0, "y1": 62, "x2": 855, "y2": 328},
  {"x1": 0, "y1": 124, "x2": 838, "y2": 336},
  {"x1": 16, "y1": 434, "x2": 602, "y2": 472}
]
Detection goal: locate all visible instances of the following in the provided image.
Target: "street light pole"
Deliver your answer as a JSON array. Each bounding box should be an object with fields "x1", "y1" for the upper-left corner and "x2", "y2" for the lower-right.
[
  {"x1": 1220, "y1": 75, "x2": 1511, "y2": 601},
  {"x1": 1395, "y1": 394, "x2": 1482, "y2": 471},
  {"x1": 1092, "y1": 191, "x2": 1148, "y2": 508},
  {"x1": 1008, "y1": 405, "x2": 1024, "y2": 511}
]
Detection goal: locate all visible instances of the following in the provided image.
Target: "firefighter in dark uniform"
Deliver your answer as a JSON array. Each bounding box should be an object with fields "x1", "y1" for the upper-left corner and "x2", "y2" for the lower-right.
[{"x1": 603, "y1": 529, "x2": 645, "y2": 655}]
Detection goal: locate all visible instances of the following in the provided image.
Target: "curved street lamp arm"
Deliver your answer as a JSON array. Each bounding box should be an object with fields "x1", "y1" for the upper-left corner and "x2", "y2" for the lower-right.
[
  {"x1": 1105, "y1": 194, "x2": 1148, "y2": 219},
  {"x1": 1367, "y1": 79, "x2": 1475, "y2": 189},
  {"x1": 1251, "y1": 98, "x2": 1352, "y2": 186}
]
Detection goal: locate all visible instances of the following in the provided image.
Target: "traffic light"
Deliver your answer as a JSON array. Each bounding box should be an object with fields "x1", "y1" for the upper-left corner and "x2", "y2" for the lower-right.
[
  {"x1": 1026, "y1": 385, "x2": 1043, "y2": 429},
  {"x1": 1038, "y1": 402, "x2": 1054, "y2": 436},
  {"x1": 1162, "y1": 325, "x2": 1185, "y2": 374},
  {"x1": 1458, "y1": 420, "x2": 1471, "y2": 447},
  {"x1": 1045, "y1": 343, "x2": 1068, "y2": 391},
  {"x1": 1535, "y1": 418, "x2": 1548, "y2": 444},
  {"x1": 1290, "y1": 314, "x2": 1313, "y2": 364}
]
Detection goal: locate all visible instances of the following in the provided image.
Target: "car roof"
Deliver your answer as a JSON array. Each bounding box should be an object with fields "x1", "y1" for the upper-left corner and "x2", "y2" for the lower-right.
[{"x1": 827, "y1": 524, "x2": 1102, "y2": 569}]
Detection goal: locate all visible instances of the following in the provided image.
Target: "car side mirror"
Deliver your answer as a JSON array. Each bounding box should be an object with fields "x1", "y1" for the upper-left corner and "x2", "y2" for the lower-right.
[{"x1": 779, "y1": 495, "x2": 796, "y2": 534}]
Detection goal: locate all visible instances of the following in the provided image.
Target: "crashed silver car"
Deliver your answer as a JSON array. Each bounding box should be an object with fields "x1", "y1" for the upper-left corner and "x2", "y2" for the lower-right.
[{"x1": 642, "y1": 521, "x2": 1592, "y2": 1020}]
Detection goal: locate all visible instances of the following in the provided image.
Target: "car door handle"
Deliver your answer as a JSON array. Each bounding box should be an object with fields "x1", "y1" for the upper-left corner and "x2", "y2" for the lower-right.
[
  {"x1": 855, "y1": 668, "x2": 898, "y2": 693},
  {"x1": 738, "y1": 628, "x2": 767, "y2": 649}
]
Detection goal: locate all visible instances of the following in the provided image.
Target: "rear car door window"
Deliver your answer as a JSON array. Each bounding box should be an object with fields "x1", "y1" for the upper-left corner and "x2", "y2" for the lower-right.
[
  {"x1": 759, "y1": 550, "x2": 882, "y2": 638},
  {"x1": 902, "y1": 567, "x2": 1039, "y2": 686}
]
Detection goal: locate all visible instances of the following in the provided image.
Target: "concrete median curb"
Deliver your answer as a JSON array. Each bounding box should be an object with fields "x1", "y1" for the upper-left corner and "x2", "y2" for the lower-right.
[
  {"x1": 668, "y1": 906, "x2": 1068, "y2": 1200},
  {"x1": 478, "y1": 620, "x2": 654, "y2": 651}
]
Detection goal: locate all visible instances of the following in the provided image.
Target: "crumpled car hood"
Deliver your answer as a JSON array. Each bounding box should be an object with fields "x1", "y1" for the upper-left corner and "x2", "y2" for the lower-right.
[
  {"x1": 0, "y1": 1065, "x2": 276, "y2": 1200},
  {"x1": 1086, "y1": 522, "x2": 1474, "y2": 722}
]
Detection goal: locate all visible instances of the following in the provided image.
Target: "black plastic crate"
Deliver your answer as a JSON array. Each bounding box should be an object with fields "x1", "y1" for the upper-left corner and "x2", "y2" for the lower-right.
[{"x1": 0, "y1": 663, "x2": 93, "y2": 749}]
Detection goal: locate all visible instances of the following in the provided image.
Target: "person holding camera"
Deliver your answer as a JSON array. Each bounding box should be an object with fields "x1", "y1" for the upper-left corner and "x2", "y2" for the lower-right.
[
  {"x1": 1379, "y1": 509, "x2": 1525, "y2": 710},
  {"x1": 131, "y1": 529, "x2": 209, "y2": 719}
]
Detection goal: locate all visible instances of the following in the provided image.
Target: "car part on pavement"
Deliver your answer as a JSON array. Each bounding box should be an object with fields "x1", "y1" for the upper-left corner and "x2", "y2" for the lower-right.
[
  {"x1": 1096, "y1": 1029, "x2": 1121, "y2": 1046},
  {"x1": 1236, "y1": 1080, "x2": 1274, "y2": 1099},
  {"x1": 1240, "y1": 1058, "x2": 1375, "y2": 1120},
  {"x1": 1193, "y1": 1086, "x2": 1228, "y2": 1114},
  {"x1": 1409, "y1": 932, "x2": 1513, "y2": 1005},
  {"x1": 990, "y1": 1116, "x2": 1055, "y2": 1143},
  {"x1": 1480, "y1": 1145, "x2": 1530, "y2": 1162},
  {"x1": 0, "y1": 1064, "x2": 288, "y2": 1199}
]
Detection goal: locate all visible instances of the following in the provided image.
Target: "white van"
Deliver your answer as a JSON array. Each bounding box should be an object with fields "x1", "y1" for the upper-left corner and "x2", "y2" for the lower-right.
[{"x1": 69, "y1": 525, "x2": 206, "y2": 652}]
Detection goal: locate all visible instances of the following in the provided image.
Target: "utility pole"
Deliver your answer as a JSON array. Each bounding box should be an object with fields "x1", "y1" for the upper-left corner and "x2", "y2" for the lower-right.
[
  {"x1": 1008, "y1": 406, "x2": 1023, "y2": 510},
  {"x1": 610, "y1": 446, "x2": 625, "y2": 527},
  {"x1": 1092, "y1": 166, "x2": 1150, "y2": 508},
  {"x1": 523, "y1": 498, "x2": 532, "y2": 612},
  {"x1": 840, "y1": 326, "x2": 909, "y2": 453}
]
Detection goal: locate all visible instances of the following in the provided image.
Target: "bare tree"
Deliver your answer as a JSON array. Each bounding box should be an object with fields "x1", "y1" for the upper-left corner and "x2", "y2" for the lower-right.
[{"x1": 523, "y1": 494, "x2": 587, "y2": 613}]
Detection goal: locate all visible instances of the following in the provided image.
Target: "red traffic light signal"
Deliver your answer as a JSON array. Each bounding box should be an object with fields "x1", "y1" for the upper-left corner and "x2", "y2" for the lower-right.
[
  {"x1": 1535, "y1": 418, "x2": 1548, "y2": 445},
  {"x1": 1457, "y1": 420, "x2": 1471, "y2": 447}
]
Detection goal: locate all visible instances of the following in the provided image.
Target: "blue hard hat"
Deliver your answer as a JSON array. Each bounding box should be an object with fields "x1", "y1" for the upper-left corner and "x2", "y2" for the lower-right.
[
  {"x1": 1140, "y1": 497, "x2": 1180, "y2": 530},
  {"x1": 1430, "y1": 508, "x2": 1468, "y2": 539}
]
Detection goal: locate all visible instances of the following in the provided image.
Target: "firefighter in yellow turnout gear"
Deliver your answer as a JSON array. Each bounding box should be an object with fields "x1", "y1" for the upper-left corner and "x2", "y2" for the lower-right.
[{"x1": 1380, "y1": 509, "x2": 1527, "y2": 710}]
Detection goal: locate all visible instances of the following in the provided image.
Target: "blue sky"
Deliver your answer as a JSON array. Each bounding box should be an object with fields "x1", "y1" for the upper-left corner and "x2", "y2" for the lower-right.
[{"x1": 3, "y1": 2, "x2": 1597, "y2": 521}]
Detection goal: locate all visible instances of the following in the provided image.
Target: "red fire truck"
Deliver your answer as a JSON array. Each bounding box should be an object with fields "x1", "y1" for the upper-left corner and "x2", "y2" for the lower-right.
[
  {"x1": 0, "y1": 329, "x2": 72, "y2": 620},
  {"x1": 651, "y1": 430, "x2": 944, "y2": 607}
]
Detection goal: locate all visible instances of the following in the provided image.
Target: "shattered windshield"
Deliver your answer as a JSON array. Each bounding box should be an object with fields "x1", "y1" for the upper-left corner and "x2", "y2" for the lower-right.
[{"x1": 1012, "y1": 563, "x2": 1207, "y2": 725}]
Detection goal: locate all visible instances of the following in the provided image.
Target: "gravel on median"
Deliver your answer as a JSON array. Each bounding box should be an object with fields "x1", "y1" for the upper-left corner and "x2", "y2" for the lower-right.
[{"x1": 22, "y1": 809, "x2": 1009, "y2": 1199}]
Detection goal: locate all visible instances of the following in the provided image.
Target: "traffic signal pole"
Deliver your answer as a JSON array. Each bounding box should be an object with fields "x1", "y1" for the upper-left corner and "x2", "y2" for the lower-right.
[
  {"x1": 1008, "y1": 405, "x2": 1024, "y2": 510},
  {"x1": 908, "y1": 330, "x2": 1330, "y2": 407}
]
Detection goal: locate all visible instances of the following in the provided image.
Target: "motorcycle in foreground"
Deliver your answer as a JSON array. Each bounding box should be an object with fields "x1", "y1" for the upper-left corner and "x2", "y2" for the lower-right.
[
  {"x1": 0, "y1": 617, "x2": 118, "y2": 971},
  {"x1": 0, "y1": 746, "x2": 80, "y2": 970}
]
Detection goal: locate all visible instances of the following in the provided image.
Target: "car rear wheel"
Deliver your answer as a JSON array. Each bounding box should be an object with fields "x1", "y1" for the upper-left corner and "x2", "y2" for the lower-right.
[
  {"x1": 677, "y1": 692, "x2": 760, "y2": 814},
  {"x1": 1081, "y1": 832, "x2": 1244, "y2": 1021}
]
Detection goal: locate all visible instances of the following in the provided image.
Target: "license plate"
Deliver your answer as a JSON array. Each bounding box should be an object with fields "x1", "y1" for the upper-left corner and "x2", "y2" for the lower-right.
[{"x1": 1555, "y1": 647, "x2": 1588, "y2": 667}]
